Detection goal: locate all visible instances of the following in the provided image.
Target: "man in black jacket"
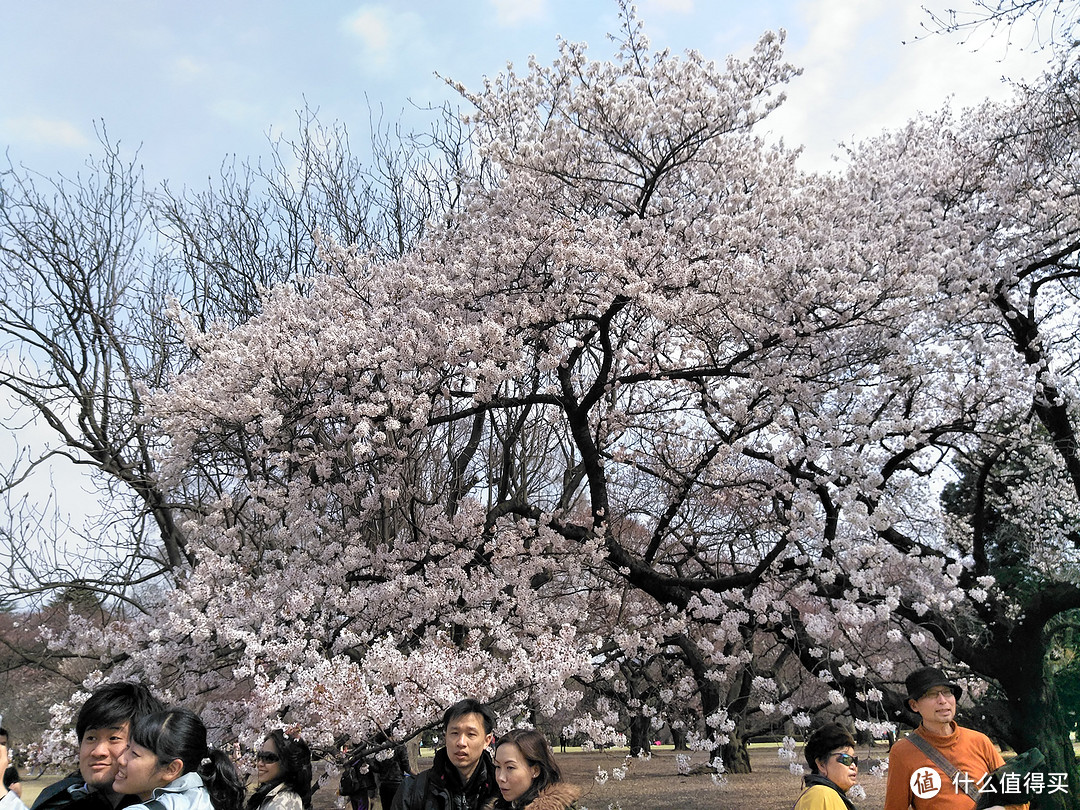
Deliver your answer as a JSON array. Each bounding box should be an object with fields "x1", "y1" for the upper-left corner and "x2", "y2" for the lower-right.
[
  {"x1": 31, "y1": 683, "x2": 163, "y2": 810},
  {"x1": 390, "y1": 699, "x2": 497, "y2": 810}
]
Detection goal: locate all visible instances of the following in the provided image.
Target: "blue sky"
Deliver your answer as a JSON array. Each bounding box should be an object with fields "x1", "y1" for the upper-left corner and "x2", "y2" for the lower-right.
[{"x1": 1, "y1": 0, "x2": 1052, "y2": 186}]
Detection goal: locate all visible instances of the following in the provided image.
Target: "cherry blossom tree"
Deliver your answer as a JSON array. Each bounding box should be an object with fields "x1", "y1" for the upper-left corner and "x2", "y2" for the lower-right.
[
  {"x1": 59, "y1": 5, "x2": 810, "y2": 766},
  {"x1": 738, "y1": 63, "x2": 1080, "y2": 803},
  {"x1": 133, "y1": 0, "x2": 932, "y2": 755}
]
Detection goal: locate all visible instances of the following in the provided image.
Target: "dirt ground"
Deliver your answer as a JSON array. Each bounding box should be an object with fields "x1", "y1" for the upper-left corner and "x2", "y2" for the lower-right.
[
  {"x1": 21, "y1": 745, "x2": 889, "y2": 810},
  {"x1": 546, "y1": 746, "x2": 888, "y2": 809}
]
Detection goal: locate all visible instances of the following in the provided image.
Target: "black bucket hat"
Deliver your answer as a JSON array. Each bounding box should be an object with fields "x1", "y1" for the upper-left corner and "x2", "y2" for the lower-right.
[{"x1": 905, "y1": 666, "x2": 963, "y2": 701}]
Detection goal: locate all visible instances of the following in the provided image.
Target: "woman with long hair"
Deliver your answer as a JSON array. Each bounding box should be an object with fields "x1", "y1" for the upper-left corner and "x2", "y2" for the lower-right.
[
  {"x1": 492, "y1": 729, "x2": 581, "y2": 810},
  {"x1": 247, "y1": 731, "x2": 312, "y2": 810},
  {"x1": 113, "y1": 708, "x2": 246, "y2": 810}
]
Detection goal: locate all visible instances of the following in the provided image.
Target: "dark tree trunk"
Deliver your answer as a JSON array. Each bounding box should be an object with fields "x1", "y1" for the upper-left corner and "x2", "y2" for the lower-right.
[
  {"x1": 628, "y1": 713, "x2": 652, "y2": 757},
  {"x1": 1002, "y1": 671, "x2": 1079, "y2": 810},
  {"x1": 720, "y1": 664, "x2": 754, "y2": 774},
  {"x1": 671, "y1": 727, "x2": 688, "y2": 750},
  {"x1": 720, "y1": 726, "x2": 752, "y2": 775},
  {"x1": 668, "y1": 633, "x2": 755, "y2": 773}
]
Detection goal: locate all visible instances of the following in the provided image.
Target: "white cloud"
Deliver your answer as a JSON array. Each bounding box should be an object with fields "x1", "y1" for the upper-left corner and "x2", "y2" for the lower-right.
[
  {"x1": 489, "y1": 0, "x2": 548, "y2": 27},
  {"x1": 341, "y1": 5, "x2": 429, "y2": 74},
  {"x1": 342, "y1": 5, "x2": 398, "y2": 70},
  {"x1": 169, "y1": 55, "x2": 211, "y2": 82},
  {"x1": 762, "y1": 0, "x2": 1050, "y2": 170},
  {"x1": 0, "y1": 116, "x2": 91, "y2": 149}
]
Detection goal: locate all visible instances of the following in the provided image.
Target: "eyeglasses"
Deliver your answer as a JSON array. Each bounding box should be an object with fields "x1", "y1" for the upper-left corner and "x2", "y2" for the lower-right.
[
  {"x1": 922, "y1": 688, "x2": 955, "y2": 700},
  {"x1": 255, "y1": 751, "x2": 281, "y2": 764},
  {"x1": 832, "y1": 753, "x2": 859, "y2": 767}
]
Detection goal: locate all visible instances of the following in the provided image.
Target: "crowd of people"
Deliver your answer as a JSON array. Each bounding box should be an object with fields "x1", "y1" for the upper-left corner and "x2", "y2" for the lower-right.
[
  {"x1": 0, "y1": 692, "x2": 583, "y2": 810},
  {"x1": 1, "y1": 665, "x2": 1030, "y2": 810}
]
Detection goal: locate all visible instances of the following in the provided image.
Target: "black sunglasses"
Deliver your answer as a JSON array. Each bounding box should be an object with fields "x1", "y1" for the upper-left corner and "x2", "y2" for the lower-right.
[
  {"x1": 256, "y1": 751, "x2": 281, "y2": 764},
  {"x1": 832, "y1": 753, "x2": 859, "y2": 767}
]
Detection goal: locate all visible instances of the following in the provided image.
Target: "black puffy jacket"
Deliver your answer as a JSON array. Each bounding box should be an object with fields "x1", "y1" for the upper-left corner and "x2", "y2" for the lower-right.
[
  {"x1": 389, "y1": 749, "x2": 496, "y2": 810},
  {"x1": 31, "y1": 776, "x2": 145, "y2": 810}
]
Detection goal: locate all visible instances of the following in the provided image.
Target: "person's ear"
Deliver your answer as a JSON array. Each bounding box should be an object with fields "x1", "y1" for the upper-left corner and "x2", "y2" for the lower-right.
[
  {"x1": 485, "y1": 732, "x2": 494, "y2": 747},
  {"x1": 815, "y1": 758, "x2": 827, "y2": 776},
  {"x1": 530, "y1": 765, "x2": 540, "y2": 780},
  {"x1": 908, "y1": 698, "x2": 919, "y2": 713},
  {"x1": 160, "y1": 758, "x2": 185, "y2": 783}
]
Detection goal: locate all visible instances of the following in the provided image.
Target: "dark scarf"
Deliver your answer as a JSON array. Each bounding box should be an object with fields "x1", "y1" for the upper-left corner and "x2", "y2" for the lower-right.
[
  {"x1": 802, "y1": 774, "x2": 857, "y2": 810},
  {"x1": 428, "y1": 748, "x2": 496, "y2": 809}
]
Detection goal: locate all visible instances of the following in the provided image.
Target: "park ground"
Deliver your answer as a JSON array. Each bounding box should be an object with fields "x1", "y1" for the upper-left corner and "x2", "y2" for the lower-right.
[{"x1": 20, "y1": 744, "x2": 889, "y2": 810}]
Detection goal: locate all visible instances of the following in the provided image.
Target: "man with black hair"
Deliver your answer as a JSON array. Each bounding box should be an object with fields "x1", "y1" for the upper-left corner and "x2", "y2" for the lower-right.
[
  {"x1": 31, "y1": 682, "x2": 164, "y2": 810},
  {"x1": 0, "y1": 729, "x2": 22, "y2": 799},
  {"x1": 390, "y1": 699, "x2": 498, "y2": 810},
  {"x1": 885, "y1": 666, "x2": 1017, "y2": 810}
]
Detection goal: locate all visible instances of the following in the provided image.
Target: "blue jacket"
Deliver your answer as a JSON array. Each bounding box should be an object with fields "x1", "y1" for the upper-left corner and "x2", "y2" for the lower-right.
[{"x1": 128, "y1": 773, "x2": 213, "y2": 810}]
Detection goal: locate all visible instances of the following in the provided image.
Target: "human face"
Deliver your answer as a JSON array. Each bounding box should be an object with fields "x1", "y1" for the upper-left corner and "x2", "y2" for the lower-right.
[
  {"x1": 444, "y1": 713, "x2": 493, "y2": 782},
  {"x1": 79, "y1": 723, "x2": 131, "y2": 792},
  {"x1": 256, "y1": 738, "x2": 283, "y2": 785},
  {"x1": 910, "y1": 686, "x2": 957, "y2": 730},
  {"x1": 495, "y1": 742, "x2": 540, "y2": 804},
  {"x1": 114, "y1": 741, "x2": 175, "y2": 800},
  {"x1": 818, "y1": 746, "x2": 858, "y2": 793}
]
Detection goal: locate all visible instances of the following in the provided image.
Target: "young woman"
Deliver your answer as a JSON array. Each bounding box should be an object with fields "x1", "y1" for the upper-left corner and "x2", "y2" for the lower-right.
[
  {"x1": 248, "y1": 731, "x2": 312, "y2": 810},
  {"x1": 793, "y1": 723, "x2": 860, "y2": 810},
  {"x1": 492, "y1": 729, "x2": 581, "y2": 810},
  {"x1": 113, "y1": 708, "x2": 245, "y2": 810}
]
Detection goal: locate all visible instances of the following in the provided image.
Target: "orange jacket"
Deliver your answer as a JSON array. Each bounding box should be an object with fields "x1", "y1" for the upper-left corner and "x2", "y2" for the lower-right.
[{"x1": 884, "y1": 723, "x2": 1025, "y2": 810}]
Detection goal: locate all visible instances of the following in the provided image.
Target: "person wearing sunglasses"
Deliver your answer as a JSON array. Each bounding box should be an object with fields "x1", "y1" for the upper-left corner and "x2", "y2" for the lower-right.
[
  {"x1": 248, "y1": 732, "x2": 312, "y2": 810},
  {"x1": 793, "y1": 723, "x2": 860, "y2": 810}
]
